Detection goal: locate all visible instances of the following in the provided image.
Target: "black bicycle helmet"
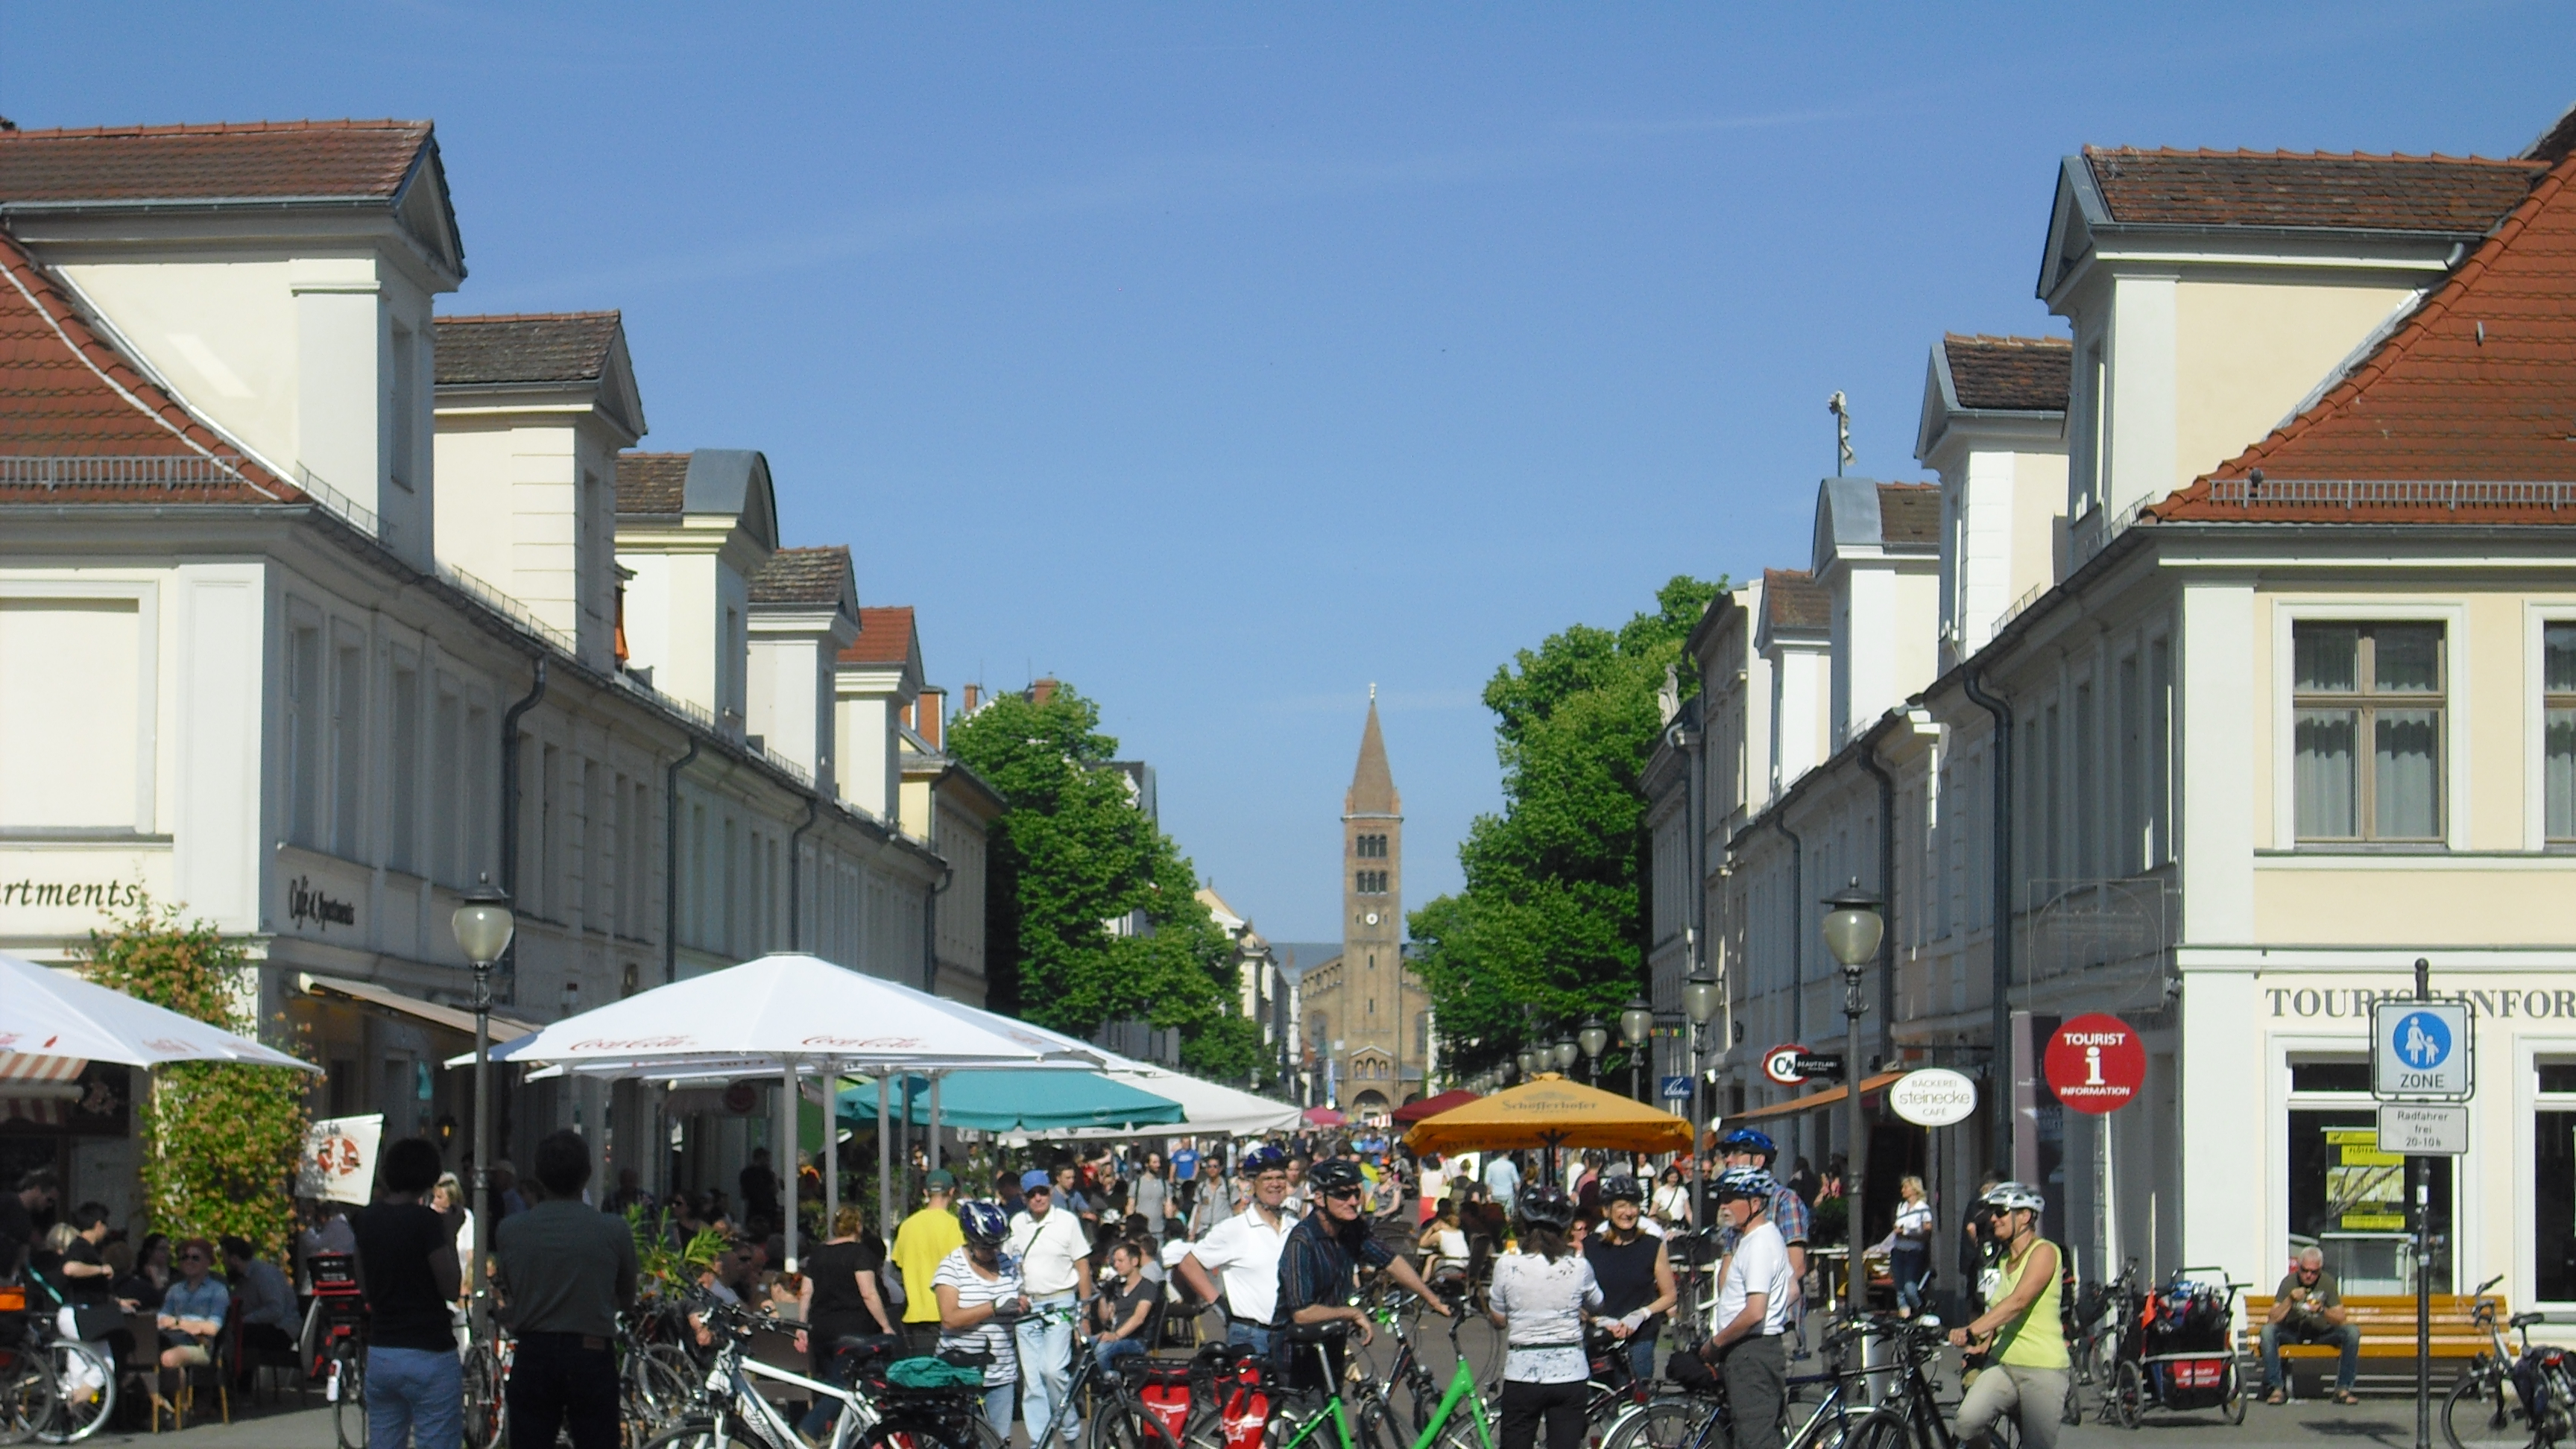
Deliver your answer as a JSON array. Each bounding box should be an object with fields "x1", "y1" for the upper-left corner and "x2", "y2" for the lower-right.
[
  {"x1": 1517, "y1": 1184, "x2": 1576, "y2": 1231},
  {"x1": 1598, "y1": 1175, "x2": 1644, "y2": 1204},
  {"x1": 1307, "y1": 1158, "x2": 1366, "y2": 1196}
]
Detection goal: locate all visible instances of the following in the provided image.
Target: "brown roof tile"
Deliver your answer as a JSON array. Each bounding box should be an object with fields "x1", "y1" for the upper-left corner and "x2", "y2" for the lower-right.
[
  {"x1": 2083, "y1": 147, "x2": 2545, "y2": 234},
  {"x1": 0, "y1": 120, "x2": 433, "y2": 203},
  {"x1": 615, "y1": 452, "x2": 689, "y2": 514},
  {"x1": 1877, "y1": 483, "x2": 1941, "y2": 546},
  {"x1": 1943, "y1": 334, "x2": 2071, "y2": 411},
  {"x1": 2153, "y1": 151, "x2": 2576, "y2": 524},
  {"x1": 0, "y1": 227, "x2": 291, "y2": 504},
  {"x1": 839, "y1": 606, "x2": 918, "y2": 666},
  {"x1": 748, "y1": 545, "x2": 851, "y2": 607},
  {"x1": 1761, "y1": 568, "x2": 1828, "y2": 632},
  {"x1": 435, "y1": 312, "x2": 619, "y2": 386}
]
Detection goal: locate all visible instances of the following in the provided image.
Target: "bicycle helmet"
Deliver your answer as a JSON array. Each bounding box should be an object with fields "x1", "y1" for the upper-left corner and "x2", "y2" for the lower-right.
[
  {"x1": 1598, "y1": 1175, "x2": 1644, "y2": 1205},
  {"x1": 1308, "y1": 1158, "x2": 1366, "y2": 1196},
  {"x1": 1714, "y1": 1167, "x2": 1778, "y2": 1202},
  {"x1": 1516, "y1": 1185, "x2": 1576, "y2": 1231},
  {"x1": 1981, "y1": 1181, "x2": 2045, "y2": 1215},
  {"x1": 1241, "y1": 1144, "x2": 1290, "y2": 1175},
  {"x1": 959, "y1": 1200, "x2": 1011, "y2": 1246},
  {"x1": 1716, "y1": 1127, "x2": 1778, "y2": 1160}
]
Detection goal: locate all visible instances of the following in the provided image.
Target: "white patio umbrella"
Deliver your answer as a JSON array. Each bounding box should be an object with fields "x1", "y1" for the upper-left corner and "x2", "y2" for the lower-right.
[
  {"x1": 0, "y1": 951, "x2": 317, "y2": 1071},
  {"x1": 454, "y1": 953, "x2": 1104, "y2": 1266}
]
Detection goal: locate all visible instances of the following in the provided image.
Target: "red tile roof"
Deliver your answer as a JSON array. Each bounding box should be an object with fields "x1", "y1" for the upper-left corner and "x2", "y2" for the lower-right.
[
  {"x1": 2083, "y1": 147, "x2": 2545, "y2": 233},
  {"x1": 1943, "y1": 335, "x2": 2071, "y2": 411},
  {"x1": 839, "y1": 606, "x2": 918, "y2": 666},
  {"x1": 615, "y1": 452, "x2": 689, "y2": 514},
  {"x1": 1761, "y1": 568, "x2": 1828, "y2": 632},
  {"x1": 0, "y1": 227, "x2": 289, "y2": 502},
  {"x1": 435, "y1": 312, "x2": 620, "y2": 386},
  {"x1": 0, "y1": 120, "x2": 434, "y2": 203},
  {"x1": 2152, "y1": 151, "x2": 2576, "y2": 524},
  {"x1": 1877, "y1": 483, "x2": 1941, "y2": 546}
]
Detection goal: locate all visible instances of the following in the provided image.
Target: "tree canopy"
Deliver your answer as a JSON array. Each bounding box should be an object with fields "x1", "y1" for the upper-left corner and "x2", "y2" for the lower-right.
[
  {"x1": 948, "y1": 684, "x2": 1263, "y2": 1082},
  {"x1": 1407, "y1": 575, "x2": 1723, "y2": 1082}
]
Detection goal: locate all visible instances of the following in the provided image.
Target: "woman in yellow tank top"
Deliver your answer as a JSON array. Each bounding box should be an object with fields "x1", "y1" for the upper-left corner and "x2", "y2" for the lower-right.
[{"x1": 1945, "y1": 1182, "x2": 2068, "y2": 1449}]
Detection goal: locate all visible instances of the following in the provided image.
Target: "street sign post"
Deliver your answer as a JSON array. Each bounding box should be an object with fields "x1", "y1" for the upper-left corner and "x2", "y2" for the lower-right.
[
  {"x1": 2377, "y1": 1102, "x2": 2469, "y2": 1156},
  {"x1": 1658, "y1": 1075, "x2": 1693, "y2": 1102},
  {"x1": 2042, "y1": 1013, "x2": 2146, "y2": 1115},
  {"x1": 2373, "y1": 999, "x2": 2472, "y2": 1099}
]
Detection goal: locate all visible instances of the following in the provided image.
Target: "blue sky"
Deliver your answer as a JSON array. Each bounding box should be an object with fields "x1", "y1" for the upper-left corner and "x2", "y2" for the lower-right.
[{"x1": 9, "y1": 4, "x2": 2564, "y2": 941}]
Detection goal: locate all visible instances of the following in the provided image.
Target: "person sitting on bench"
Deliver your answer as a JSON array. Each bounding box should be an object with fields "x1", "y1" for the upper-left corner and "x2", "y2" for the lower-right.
[{"x1": 2261, "y1": 1248, "x2": 2361, "y2": 1405}]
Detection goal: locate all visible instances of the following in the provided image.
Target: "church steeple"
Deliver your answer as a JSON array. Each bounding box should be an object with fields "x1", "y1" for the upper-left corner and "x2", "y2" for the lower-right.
[{"x1": 1345, "y1": 689, "x2": 1401, "y2": 818}]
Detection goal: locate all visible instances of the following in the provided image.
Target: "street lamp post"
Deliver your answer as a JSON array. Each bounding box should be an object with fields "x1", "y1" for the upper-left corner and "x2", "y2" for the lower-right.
[
  {"x1": 451, "y1": 877, "x2": 517, "y2": 1342},
  {"x1": 1820, "y1": 878, "x2": 1886, "y2": 1320},
  {"x1": 1620, "y1": 998, "x2": 1654, "y2": 1102},
  {"x1": 1577, "y1": 1017, "x2": 1609, "y2": 1087},
  {"x1": 1682, "y1": 970, "x2": 1720, "y2": 1231}
]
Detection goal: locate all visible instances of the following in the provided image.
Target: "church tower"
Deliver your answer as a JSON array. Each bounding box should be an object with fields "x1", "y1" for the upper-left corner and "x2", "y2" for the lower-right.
[{"x1": 1307, "y1": 687, "x2": 1429, "y2": 1115}]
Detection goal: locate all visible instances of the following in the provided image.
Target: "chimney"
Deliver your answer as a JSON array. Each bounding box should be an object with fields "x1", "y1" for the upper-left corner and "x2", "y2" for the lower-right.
[
  {"x1": 963, "y1": 684, "x2": 982, "y2": 714},
  {"x1": 1029, "y1": 678, "x2": 1061, "y2": 706},
  {"x1": 919, "y1": 686, "x2": 946, "y2": 751}
]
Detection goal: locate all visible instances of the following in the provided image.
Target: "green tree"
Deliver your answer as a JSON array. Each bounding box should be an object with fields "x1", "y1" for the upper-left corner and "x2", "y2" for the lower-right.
[
  {"x1": 949, "y1": 684, "x2": 1264, "y2": 1082},
  {"x1": 81, "y1": 895, "x2": 314, "y2": 1261},
  {"x1": 1408, "y1": 575, "x2": 1723, "y2": 1082}
]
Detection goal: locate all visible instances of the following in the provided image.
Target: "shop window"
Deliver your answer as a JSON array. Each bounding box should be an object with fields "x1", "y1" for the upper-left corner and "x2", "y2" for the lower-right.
[
  {"x1": 2289, "y1": 1061, "x2": 2372, "y2": 1093},
  {"x1": 2287, "y1": 1106, "x2": 2452, "y2": 1295},
  {"x1": 2293, "y1": 622, "x2": 2444, "y2": 842},
  {"x1": 2546, "y1": 625, "x2": 2576, "y2": 841},
  {"x1": 2539, "y1": 1062, "x2": 2576, "y2": 1301}
]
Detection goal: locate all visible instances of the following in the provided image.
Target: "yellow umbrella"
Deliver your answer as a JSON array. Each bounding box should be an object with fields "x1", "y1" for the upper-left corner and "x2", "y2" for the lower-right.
[{"x1": 1403, "y1": 1073, "x2": 1691, "y2": 1156}]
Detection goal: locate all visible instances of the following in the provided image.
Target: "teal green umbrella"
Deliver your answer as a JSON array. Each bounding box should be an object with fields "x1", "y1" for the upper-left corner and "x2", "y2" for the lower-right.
[{"x1": 839, "y1": 1070, "x2": 1184, "y2": 1134}]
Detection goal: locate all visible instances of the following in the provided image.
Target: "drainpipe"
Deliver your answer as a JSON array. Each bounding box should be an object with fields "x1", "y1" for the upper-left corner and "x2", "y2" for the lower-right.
[
  {"x1": 1773, "y1": 813, "x2": 1805, "y2": 1156},
  {"x1": 923, "y1": 864, "x2": 953, "y2": 994},
  {"x1": 787, "y1": 792, "x2": 821, "y2": 951},
  {"x1": 663, "y1": 736, "x2": 701, "y2": 984},
  {"x1": 1960, "y1": 669, "x2": 2015, "y2": 1170},
  {"x1": 497, "y1": 660, "x2": 548, "y2": 1006},
  {"x1": 1854, "y1": 733, "x2": 1897, "y2": 1067}
]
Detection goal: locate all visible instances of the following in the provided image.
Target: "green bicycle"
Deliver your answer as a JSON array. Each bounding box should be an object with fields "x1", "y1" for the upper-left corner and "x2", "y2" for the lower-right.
[{"x1": 1266, "y1": 1297, "x2": 1497, "y2": 1449}]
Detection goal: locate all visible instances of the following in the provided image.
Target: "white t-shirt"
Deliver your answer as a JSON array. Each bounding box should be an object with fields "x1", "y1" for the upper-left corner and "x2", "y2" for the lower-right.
[
  {"x1": 1715, "y1": 1219, "x2": 1793, "y2": 1337},
  {"x1": 1007, "y1": 1206, "x2": 1090, "y2": 1298},
  {"x1": 1187, "y1": 1205, "x2": 1295, "y2": 1325},
  {"x1": 1489, "y1": 1251, "x2": 1603, "y2": 1383},
  {"x1": 1893, "y1": 1199, "x2": 1934, "y2": 1243}
]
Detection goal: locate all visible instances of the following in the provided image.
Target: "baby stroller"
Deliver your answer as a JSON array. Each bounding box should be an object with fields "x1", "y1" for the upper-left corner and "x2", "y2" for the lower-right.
[{"x1": 2104, "y1": 1266, "x2": 2248, "y2": 1427}]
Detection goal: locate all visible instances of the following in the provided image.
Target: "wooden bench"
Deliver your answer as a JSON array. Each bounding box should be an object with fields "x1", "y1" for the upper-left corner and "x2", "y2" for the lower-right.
[{"x1": 2239, "y1": 1294, "x2": 2497, "y2": 1396}]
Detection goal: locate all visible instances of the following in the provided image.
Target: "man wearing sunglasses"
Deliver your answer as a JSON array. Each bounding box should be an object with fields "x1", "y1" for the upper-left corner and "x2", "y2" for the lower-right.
[
  {"x1": 2261, "y1": 1246, "x2": 2359, "y2": 1405},
  {"x1": 1175, "y1": 1145, "x2": 1298, "y2": 1355},
  {"x1": 1274, "y1": 1158, "x2": 1452, "y2": 1356}
]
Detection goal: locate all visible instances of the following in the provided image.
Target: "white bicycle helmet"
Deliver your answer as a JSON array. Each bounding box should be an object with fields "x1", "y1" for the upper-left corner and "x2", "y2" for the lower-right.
[{"x1": 1981, "y1": 1181, "x2": 2045, "y2": 1214}]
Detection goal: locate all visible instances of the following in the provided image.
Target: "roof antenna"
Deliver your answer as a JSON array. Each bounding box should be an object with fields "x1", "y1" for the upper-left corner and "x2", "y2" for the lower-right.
[{"x1": 1828, "y1": 391, "x2": 1856, "y2": 476}]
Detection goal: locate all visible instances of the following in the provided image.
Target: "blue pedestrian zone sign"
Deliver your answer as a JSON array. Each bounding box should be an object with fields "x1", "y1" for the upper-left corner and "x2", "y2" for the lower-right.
[
  {"x1": 1659, "y1": 1075, "x2": 1693, "y2": 1101},
  {"x1": 2371, "y1": 999, "x2": 2472, "y2": 1100}
]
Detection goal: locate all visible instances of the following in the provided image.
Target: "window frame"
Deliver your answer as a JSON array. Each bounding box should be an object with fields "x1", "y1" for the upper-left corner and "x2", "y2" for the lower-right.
[
  {"x1": 2525, "y1": 606, "x2": 2576, "y2": 849},
  {"x1": 2272, "y1": 602, "x2": 2467, "y2": 853}
]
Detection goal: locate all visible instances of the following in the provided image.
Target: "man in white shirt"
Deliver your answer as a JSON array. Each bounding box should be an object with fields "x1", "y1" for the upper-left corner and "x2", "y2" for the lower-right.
[
  {"x1": 1485, "y1": 1152, "x2": 1521, "y2": 1218},
  {"x1": 1695, "y1": 1168, "x2": 1793, "y2": 1449},
  {"x1": 1007, "y1": 1170, "x2": 1093, "y2": 1447},
  {"x1": 1172, "y1": 1145, "x2": 1296, "y2": 1354}
]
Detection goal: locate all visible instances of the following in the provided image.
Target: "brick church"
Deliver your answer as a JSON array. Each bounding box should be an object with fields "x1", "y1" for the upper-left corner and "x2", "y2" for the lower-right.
[{"x1": 1296, "y1": 691, "x2": 1432, "y2": 1116}]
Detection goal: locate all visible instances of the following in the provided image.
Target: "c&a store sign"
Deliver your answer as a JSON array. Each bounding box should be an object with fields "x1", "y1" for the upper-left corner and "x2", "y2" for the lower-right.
[{"x1": 2267, "y1": 983, "x2": 2576, "y2": 1021}]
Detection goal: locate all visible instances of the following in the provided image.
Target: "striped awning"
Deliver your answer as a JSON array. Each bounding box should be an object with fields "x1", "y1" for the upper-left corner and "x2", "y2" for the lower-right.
[{"x1": 0, "y1": 1051, "x2": 89, "y2": 1125}]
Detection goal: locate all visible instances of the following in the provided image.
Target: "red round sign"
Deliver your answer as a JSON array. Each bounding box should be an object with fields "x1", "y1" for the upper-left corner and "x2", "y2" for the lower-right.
[{"x1": 2043, "y1": 1013, "x2": 2145, "y2": 1114}]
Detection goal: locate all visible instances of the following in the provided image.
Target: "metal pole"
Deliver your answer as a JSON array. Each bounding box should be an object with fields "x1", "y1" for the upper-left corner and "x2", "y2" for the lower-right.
[
  {"x1": 780, "y1": 1059, "x2": 800, "y2": 1272},
  {"x1": 470, "y1": 963, "x2": 493, "y2": 1339},
  {"x1": 1846, "y1": 967, "x2": 1866, "y2": 1319},
  {"x1": 2415, "y1": 956, "x2": 2431, "y2": 1449},
  {"x1": 824, "y1": 1064, "x2": 839, "y2": 1238},
  {"x1": 929, "y1": 1074, "x2": 943, "y2": 1173},
  {"x1": 877, "y1": 1074, "x2": 894, "y2": 1243},
  {"x1": 1691, "y1": 1021, "x2": 1708, "y2": 1234}
]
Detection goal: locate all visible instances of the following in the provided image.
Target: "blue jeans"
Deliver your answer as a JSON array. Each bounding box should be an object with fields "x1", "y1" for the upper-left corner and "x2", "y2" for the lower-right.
[
  {"x1": 978, "y1": 1382, "x2": 1017, "y2": 1439},
  {"x1": 1623, "y1": 1329, "x2": 1658, "y2": 1385},
  {"x1": 1891, "y1": 1245, "x2": 1929, "y2": 1313},
  {"x1": 365, "y1": 1345, "x2": 462, "y2": 1449},
  {"x1": 2261, "y1": 1319, "x2": 2362, "y2": 1392},
  {"x1": 1226, "y1": 1322, "x2": 1272, "y2": 1355},
  {"x1": 1096, "y1": 1337, "x2": 1147, "y2": 1377},
  {"x1": 1020, "y1": 1293, "x2": 1079, "y2": 1444}
]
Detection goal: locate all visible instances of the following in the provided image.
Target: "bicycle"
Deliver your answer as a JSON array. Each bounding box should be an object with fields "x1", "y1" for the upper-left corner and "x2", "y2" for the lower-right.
[
  {"x1": 1599, "y1": 1313, "x2": 1878, "y2": 1449},
  {"x1": 2442, "y1": 1275, "x2": 2570, "y2": 1449},
  {"x1": 320, "y1": 1311, "x2": 367, "y2": 1449},
  {"x1": 643, "y1": 1297, "x2": 988, "y2": 1449},
  {"x1": 1263, "y1": 1303, "x2": 1500, "y2": 1449}
]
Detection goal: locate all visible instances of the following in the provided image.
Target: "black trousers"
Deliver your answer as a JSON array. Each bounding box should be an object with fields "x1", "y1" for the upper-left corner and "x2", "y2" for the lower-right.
[
  {"x1": 1498, "y1": 1378, "x2": 1588, "y2": 1449},
  {"x1": 506, "y1": 1332, "x2": 621, "y2": 1449}
]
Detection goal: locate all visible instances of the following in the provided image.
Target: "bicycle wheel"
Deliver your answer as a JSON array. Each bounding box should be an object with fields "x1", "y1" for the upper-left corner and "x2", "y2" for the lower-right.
[
  {"x1": 461, "y1": 1343, "x2": 505, "y2": 1449},
  {"x1": 2111, "y1": 1361, "x2": 2143, "y2": 1431},
  {"x1": 2, "y1": 1347, "x2": 57, "y2": 1448},
  {"x1": 1600, "y1": 1395, "x2": 1716, "y2": 1449},
  {"x1": 855, "y1": 1416, "x2": 987, "y2": 1449},
  {"x1": 625, "y1": 1343, "x2": 695, "y2": 1439},
  {"x1": 2442, "y1": 1371, "x2": 2528, "y2": 1449},
  {"x1": 639, "y1": 1418, "x2": 724, "y2": 1449},
  {"x1": 35, "y1": 1342, "x2": 113, "y2": 1445},
  {"x1": 332, "y1": 1350, "x2": 368, "y2": 1449},
  {"x1": 1837, "y1": 1407, "x2": 1913, "y2": 1449}
]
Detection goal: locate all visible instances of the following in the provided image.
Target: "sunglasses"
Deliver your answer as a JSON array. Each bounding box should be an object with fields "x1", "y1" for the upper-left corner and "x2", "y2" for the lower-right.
[
  {"x1": 180, "y1": 1253, "x2": 207, "y2": 1262},
  {"x1": 1322, "y1": 1187, "x2": 1365, "y2": 1201}
]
